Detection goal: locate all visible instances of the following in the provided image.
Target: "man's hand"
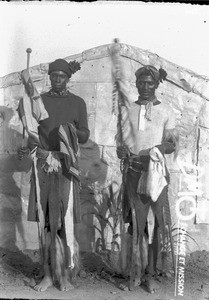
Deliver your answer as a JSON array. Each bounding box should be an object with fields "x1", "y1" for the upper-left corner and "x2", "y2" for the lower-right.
[
  {"x1": 36, "y1": 147, "x2": 49, "y2": 160},
  {"x1": 28, "y1": 136, "x2": 39, "y2": 151},
  {"x1": 76, "y1": 128, "x2": 89, "y2": 144},
  {"x1": 116, "y1": 146, "x2": 129, "y2": 159},
  {"x1": 17, "y1": 147, "x2": 30, "y2": 160}
]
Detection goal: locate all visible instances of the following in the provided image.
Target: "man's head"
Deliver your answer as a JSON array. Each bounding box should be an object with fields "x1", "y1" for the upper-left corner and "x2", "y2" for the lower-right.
[
  {"x1": 135, "y1": 66, "x2": 167, "y2": 101},
  {"x1": 48, "y1": 59, "x2": 80, "y2": 93}
]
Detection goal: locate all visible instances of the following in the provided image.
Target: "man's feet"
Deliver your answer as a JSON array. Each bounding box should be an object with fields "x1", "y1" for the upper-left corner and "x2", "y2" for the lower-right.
[
  {"x1": 59, "y1": 276, "x2": 74, "y2": 292},
  {"x1": 34, "y1": 275, "x2": 53, "y2": 292},
  {"x1": 133, "y1": 276, "x2": 141, "y2": 287},
  {"x1": 144, "y1": 274, "x2": 160, "y2": 294},
  {"x1": 119, "y1": 283, "x2": 129, "y2": 291}
]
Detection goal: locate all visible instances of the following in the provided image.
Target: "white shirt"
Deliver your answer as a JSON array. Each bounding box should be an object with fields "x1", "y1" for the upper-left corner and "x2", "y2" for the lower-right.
[{"x1": 128, "y1": 101, "x2": 176, "y2": 155}]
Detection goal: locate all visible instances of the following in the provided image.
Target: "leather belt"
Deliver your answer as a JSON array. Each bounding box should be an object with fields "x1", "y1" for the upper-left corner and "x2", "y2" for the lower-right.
[{"x1": 128, "y1": 156, "x2": 143, "y2": 173}]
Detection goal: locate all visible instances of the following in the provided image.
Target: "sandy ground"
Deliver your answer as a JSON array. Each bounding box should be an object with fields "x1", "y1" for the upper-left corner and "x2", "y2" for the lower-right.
[{"x1": 0, "y1": 247, "x2": 209, "y2": 300}]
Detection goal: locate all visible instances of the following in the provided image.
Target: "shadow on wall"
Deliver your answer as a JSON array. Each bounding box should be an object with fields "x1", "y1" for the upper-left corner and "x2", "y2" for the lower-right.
[
  {"x1": 77, "y1": 139, "x2": 109, "y2": 252},
  {"x1": 0, "y1": 106, "x2": 32, "y2": 251},
  {"x1": 78, "y1": 139, "x2": 122, "y2": 254}
]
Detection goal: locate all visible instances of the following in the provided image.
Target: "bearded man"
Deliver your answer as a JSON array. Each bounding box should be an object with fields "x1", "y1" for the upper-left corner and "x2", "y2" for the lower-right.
[{"x1": 117, "y1": 65, "x2": 178, "y2": 293}]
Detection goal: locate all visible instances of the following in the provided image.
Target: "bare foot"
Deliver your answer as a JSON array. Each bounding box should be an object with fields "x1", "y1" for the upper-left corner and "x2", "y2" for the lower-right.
[
  {"x1": 145, "y1": 276, "x2": 159, "y2": 294},
  {"x1": 134, "y1": 276, "x2": 141, "y2": 287},
  {"x1": 119, "y1": 283, "x2": 129, "y2": 291},
  {"x1": 34, "y1": 275, "x2": 53, "y2": 292},
  {"x1": 59, "y1": 277, "x2": 74, "y2": 292}
]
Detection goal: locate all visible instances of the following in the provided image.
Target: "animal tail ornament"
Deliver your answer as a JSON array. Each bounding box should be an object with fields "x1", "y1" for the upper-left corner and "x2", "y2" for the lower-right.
[
  {"x1": 17, "y1": 69, "x2": 49, "y2": 144},
  {"x1": 110, "y1": 39, "x2": 138, "y2": 290},
  {"x1": 109, "y1": 39, "x2": 135, "y2": 151}
]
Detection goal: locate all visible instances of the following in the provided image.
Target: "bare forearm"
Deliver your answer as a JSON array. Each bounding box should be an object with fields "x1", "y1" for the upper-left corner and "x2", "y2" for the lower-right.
[{"x1": 156, "y1": 141, "x2": 176, "y2": 155}]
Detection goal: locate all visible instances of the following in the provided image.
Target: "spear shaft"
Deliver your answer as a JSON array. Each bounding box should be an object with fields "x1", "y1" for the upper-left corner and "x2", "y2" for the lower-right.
[{"x1": 112, "y1": 39, "x2": 138, "y2": 290}]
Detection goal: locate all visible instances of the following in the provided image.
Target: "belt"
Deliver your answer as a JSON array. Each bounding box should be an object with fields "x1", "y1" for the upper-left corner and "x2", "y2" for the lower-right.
[{"x1": 128, "y1": 156, "x2": 143, "y2": 173}]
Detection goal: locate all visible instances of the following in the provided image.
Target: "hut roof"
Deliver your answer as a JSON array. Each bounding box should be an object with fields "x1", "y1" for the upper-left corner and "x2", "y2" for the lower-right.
[{"x1": 0, "y1": 43, "x2": 209, "y2": 101}]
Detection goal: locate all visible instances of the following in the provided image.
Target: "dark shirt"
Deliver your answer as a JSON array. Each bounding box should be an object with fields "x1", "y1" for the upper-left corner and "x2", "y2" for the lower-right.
[{"x1": 38, "y1": 91, "x2": 89, "y2": 151}]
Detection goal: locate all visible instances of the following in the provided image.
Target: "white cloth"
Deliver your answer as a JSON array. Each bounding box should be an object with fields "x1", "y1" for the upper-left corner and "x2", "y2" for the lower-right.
[
  {"x1": 147, "y1": 206, "x2": 155, "y2": 244},
  {"x1": 138, "y1": 105, "x2": 146, "y2": 131},
  {"x1": 128, "y1": 101, "x2": 176, "y2": 154},
  {"x1": 146, "y1": 147, "x2": 167, "y2": 202},
  {"x1": 64, "y1": 180, "x2": 75, "y2": 268},
  {"x1": 19, "y1": 70, "x2": 48, "y2": 142}
]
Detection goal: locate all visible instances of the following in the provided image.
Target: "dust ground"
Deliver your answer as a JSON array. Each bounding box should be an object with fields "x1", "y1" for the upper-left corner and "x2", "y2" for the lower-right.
[{"x1": 0, "y1": 247, "x2": 208, "y2": 300}]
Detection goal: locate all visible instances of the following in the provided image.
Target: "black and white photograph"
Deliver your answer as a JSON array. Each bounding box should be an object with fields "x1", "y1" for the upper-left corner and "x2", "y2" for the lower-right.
[{"x1": 0, "y1": 2, "x2": 209, "y2": 299}]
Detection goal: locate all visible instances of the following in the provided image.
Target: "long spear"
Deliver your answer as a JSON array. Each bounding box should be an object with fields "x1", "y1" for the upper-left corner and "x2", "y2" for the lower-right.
[
  {"x1": 20, "y1": 48, "x2": 46, "y2": 264},
  {"x1": 21, "y1": 48, "x2": 32, "y2": 147},
  {"x1": 110, "y1": 39, "x2": 138, "y2": 290}
]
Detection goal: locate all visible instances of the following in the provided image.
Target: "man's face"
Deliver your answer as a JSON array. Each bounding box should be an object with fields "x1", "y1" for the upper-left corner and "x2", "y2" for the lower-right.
[
  {"x1": 136, "y1": 75, "x2": 158, "y2": 101},
  {"x1": 50, "y1": 71, "x2": 69, "y2": 92}
]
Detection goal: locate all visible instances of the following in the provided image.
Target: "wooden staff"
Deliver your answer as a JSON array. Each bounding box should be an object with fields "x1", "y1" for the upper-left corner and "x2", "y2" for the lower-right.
[
  {"x1": 27, "y1": 48, "x2": 45, "y2": 264},
  {"x1": 26, "y1": 48, "x2": 32, "y2": 70},
  {"x1": 25, "y1": 48, "x2": 45, "y2": 264},
  {"x1": 21, "y1": 48, "x2": 32, "y2": 147},
  {"x1": 111, "y1": 39, "x2": 138, "y2": 290},
  {"x1": 118, "y1": 90, "x2": 137, "y2": 291}
]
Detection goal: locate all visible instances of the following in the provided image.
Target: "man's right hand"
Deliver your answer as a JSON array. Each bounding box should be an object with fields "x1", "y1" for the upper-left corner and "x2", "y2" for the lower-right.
[
  {"x1": 17, "y1": 147, "x2": 30, "y2": 160},
  {"x1": 116, "y1": 145, "x2": 129, "y2": 159}
]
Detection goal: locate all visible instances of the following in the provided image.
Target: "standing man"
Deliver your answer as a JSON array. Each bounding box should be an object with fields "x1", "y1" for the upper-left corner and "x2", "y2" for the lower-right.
[
  {"x1": 117, "y1": 65, "x2": 178, "y2": 293},
  {"x1": 18, "y1": 58, "x2": 89, "y2": 292}
]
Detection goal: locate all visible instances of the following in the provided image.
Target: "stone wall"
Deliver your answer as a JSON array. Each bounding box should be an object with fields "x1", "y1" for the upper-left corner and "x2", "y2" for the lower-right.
[{"x1": 0, "y1": 43, "x2": 209, "y2": 254}]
